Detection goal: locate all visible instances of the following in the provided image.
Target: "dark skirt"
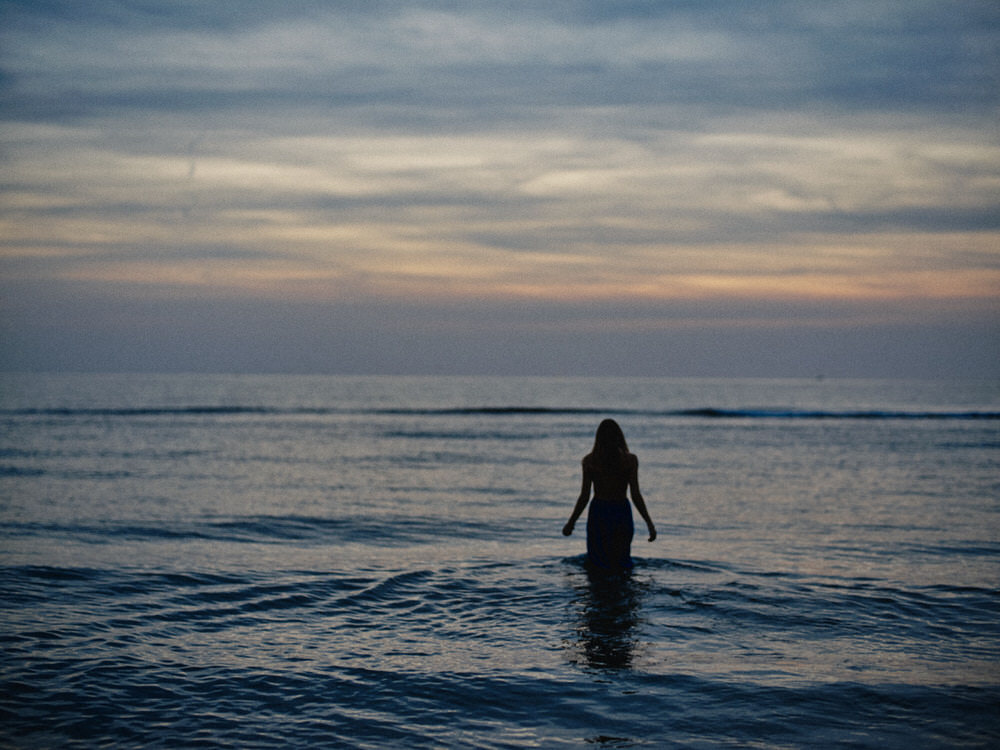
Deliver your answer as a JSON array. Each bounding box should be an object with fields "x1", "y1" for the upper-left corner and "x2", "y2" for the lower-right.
[{"x1": 586, "y1": 498, "x2": 634, "y2": 572}]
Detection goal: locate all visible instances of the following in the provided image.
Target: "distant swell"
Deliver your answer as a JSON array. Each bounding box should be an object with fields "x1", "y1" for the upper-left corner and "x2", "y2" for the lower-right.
[
  {"x1": 4, "y1": 406, "x2": 288, "y2": 417},
  {"x1": 669, "y1": 408, "x2": 1000, "y2": 420},
  {"x1": 4, "y1": 406, "x2": 998, "y2": 420}
]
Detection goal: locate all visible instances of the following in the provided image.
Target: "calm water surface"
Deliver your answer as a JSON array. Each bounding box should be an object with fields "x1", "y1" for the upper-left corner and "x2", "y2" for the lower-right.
[{"x1": 1, "y1": 375, "x2": 998, "y2": 747}]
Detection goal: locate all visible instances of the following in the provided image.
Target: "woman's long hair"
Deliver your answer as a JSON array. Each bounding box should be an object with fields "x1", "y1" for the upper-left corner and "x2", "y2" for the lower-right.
[{"x1": 591, "y1": 419, "x2": 629, "y2": 473}]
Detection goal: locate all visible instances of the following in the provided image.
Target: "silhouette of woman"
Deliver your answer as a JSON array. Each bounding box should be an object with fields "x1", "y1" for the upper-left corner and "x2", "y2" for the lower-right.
[{"x1": 563, "y1": 419, "x2": 656, "y2": 571}]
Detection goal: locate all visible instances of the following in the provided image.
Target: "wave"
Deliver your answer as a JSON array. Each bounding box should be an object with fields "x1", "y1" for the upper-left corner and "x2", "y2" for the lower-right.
[
  {"x1": 3, "y1": 405, "x2": 998, "y2": 420},
  {"x1": 0, "y1": 514, "x2": 520, "y2": 547},
  {"x1": 3, "y1": 559, "x2": 998, "y2": 748}
]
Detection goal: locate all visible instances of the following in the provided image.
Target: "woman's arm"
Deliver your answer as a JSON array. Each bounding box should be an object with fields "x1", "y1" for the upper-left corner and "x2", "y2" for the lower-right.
[
  {"x1": 629, "y1": 455, "x2": 657, "y2": 542},
  {"x1": 562, "y1": 460, "x2": 592, "y2": 536}
]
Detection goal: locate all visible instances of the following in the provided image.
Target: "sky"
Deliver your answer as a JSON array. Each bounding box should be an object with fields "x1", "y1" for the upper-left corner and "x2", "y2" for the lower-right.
[{"x1": 1, "y1": 0, "x2": 998, "y2": 377}]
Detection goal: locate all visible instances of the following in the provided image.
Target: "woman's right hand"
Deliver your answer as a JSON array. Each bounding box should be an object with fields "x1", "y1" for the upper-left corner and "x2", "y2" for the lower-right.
[{"x1": 562, "y1": 521, "x2": 574, "y2": 536}]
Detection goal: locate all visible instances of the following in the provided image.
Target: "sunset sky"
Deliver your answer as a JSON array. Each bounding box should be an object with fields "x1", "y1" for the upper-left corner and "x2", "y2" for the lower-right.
[{"x1": 2, "y1": 0, "x2": 998, "y2": 376}]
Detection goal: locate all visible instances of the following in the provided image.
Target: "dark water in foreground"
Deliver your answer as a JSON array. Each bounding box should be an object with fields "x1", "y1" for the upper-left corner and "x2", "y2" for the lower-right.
[{"x1": 1, "y1": 375, "x2": 998, "y2": 748}]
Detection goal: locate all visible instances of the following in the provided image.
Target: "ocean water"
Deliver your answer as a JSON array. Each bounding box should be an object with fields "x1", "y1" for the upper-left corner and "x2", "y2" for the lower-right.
[{"x1": 1, "y1": 374, "x2": 998, "y2": 748}]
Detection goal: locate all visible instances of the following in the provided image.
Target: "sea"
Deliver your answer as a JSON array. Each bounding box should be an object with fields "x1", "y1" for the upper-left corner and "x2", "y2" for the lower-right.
[{"x1": 1, "y1": 374, "x2": 998, "y2": 749}]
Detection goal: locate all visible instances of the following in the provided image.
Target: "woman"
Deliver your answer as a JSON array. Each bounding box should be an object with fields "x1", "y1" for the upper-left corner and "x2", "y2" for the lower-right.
[{"x1": 563, "y1": 419, "x2": 656, "y2": 571}]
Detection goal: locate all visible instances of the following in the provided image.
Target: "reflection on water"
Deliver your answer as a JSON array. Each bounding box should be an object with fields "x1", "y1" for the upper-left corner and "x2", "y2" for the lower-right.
[{"x1": 574, "y1": 565, "x2": 645, "y2": 670}]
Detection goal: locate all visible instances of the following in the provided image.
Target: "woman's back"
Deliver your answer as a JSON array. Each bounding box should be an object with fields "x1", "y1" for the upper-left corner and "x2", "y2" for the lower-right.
[{"x1": 583, "y1": 452, "x2": 635, "y2": 501}]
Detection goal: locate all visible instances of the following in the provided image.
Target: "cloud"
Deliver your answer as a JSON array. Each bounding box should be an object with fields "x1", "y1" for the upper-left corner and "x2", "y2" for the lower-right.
[
  {"x1": 4, "y1": 1, "x2": 997, "y2": 119},
  {"x1": 0, "y1": 0, "x2": 998, "y2": 375}
]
